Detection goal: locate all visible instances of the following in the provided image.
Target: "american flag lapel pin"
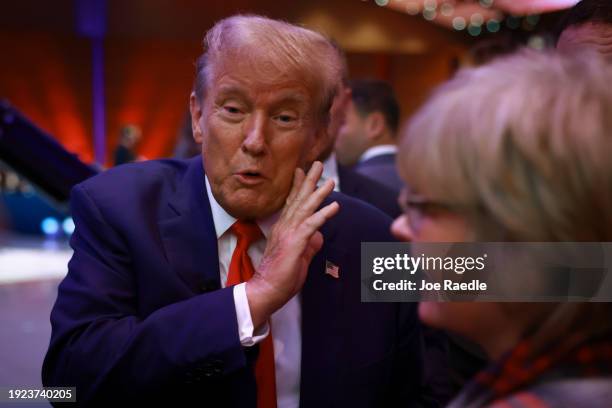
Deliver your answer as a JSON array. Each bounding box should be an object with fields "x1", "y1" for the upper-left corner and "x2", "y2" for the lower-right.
[{"x1": 325, "y1": 260, "x2": 340, "y2": 279}]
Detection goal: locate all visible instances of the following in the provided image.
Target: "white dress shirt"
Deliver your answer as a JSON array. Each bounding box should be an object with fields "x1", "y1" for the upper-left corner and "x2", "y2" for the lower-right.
[
  {"x1": 205, "y1": 177, "x2": 302, "y2": 408},
  {"x1": 358, "y1": 144, "x2": 398, "y2": 163},
  {"x1": 320, "y1": 153, "x2": 341, "y2": 192}
]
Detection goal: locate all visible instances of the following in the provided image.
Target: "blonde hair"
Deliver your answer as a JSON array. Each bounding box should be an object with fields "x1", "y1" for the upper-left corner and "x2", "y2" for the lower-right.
[
  {"x1": 399, "y1": 49, "x2": 612, "y2": 241},
  {"x1": 400, "y1": 50, "x2": 612, "y2": 352},
  {"x1": 193, "y1": 15, "x2": 343, "y2": 124}
]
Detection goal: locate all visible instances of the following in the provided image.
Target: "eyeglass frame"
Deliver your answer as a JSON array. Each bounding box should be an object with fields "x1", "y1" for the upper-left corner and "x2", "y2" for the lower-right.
[{"x1": 398, "y1": 189, "x2": 475, "y2": 233}]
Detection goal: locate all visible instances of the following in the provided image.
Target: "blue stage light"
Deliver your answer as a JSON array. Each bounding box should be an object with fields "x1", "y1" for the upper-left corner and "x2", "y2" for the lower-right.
[
  {"x1": 62, "y1": 217, "x2": 76, "y2": 235},
  {"x1": 41, "y1": 217, "x2": 60, "y2": 235}
]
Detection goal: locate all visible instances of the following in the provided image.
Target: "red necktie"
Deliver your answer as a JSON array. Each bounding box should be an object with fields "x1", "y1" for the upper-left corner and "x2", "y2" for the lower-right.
[{"x1": 226, "y1": 220, "x2": 277, "y2": 408}]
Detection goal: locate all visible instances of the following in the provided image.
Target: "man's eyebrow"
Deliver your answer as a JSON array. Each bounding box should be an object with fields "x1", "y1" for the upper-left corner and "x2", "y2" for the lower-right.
[
  {"x1": 215, "y1": 85, "x2": 248, "y2": 98},
  {"x1": 270, "y1": 90, "x2": 309, "y2": 107}
]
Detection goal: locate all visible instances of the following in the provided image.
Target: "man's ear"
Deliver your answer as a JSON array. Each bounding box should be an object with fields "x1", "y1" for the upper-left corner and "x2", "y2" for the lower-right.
[
  {"x1": 304, "y1": 125, "x2": 328, "y2": 165},
  {"x1": 365, "y1": 111, "x2": 386, "y2": 142},
  {"x1": 189, "y1": 92, "x2": 204, "y2": 143},
  {"x1": 340, "y1": 87, "x2": 352, "y2": 109}
]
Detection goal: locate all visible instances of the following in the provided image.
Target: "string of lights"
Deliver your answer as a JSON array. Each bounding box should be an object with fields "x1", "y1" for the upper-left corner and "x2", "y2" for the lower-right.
[{"x1": 377, "y1": 0, "x2": 579, "y2": 37}]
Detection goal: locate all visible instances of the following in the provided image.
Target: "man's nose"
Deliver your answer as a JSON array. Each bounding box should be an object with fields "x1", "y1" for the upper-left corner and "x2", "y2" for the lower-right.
[
  {"x1": 391, "y1": 215, "x2": 413, "y2": 242},
  {"x1": 242, "y1": 112, "x2": 266, "y2": 156}
]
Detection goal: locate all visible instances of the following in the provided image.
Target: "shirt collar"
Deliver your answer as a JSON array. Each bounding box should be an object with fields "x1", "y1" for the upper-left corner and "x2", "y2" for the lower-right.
[
  {"x1": 359, "y1": 144, "x2": 398, "y2": 163},
  {"x1": 205, "y1": 176, "x2": 279, "y2": 239},
  {"x1": 321, "y1": 153, "x2": 341, "y2": 192}
]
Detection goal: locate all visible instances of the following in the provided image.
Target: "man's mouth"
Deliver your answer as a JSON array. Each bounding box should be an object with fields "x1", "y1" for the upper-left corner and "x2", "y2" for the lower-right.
[{"x1": 234, "y1": 170, "x2": 266, "y2": 185}]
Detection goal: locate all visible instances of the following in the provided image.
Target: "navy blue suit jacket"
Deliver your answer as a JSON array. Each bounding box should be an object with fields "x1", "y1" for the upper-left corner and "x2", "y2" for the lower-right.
[
  {"x1": 337, "y1": 164, "x2": 401, "y2": 219},
  {"x1": 340, "y1": 162, "x2": 451, "y2": 406},
  {"x1": 42, "y1": 157, "x2": 425, "y2": 406},
  {"x1": 355, "y1": 153, "x2": 404, "y2": 196}
]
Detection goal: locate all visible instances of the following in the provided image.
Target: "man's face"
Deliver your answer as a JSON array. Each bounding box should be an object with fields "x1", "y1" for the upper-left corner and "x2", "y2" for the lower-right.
[
  {"x1": 558, "y1": 22, "x2": 612, "y2": 59},
  {"x1": 335, "y1": 101, "x2": 370, "y2": 166},
  {"x1": 191, "y1": 55, "x2": 323, "y2": 220}
]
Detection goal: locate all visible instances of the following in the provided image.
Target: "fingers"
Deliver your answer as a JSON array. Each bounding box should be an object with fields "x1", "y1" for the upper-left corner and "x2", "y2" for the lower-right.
[
  {"x1": 313, "y1": 201, "x2": 340, "y2": 226},
  {"x1": 285, "y1": 168, "x2": 305, "y2": 205},
  {"x1": 298, "y1": 201, "x2": 340, "y2": 239},
  {"x1": 272, "y1": 201, "x2": 337, "y2": 272},
  {"x1": 283, "y1": 161, "x2": 332, "y2": 224},
  {"x1": 302, "y1": 177, "x2": 335, "y2": 215},
  {"x1": 276, "y1": 162, "x2": 338, "y2": 246},
  {"x1": 294, "y1": 161, "x2": 324, "y2": 203},
  {"x1": 293, "y1": 161, "x2": 333, "y2": 208}
]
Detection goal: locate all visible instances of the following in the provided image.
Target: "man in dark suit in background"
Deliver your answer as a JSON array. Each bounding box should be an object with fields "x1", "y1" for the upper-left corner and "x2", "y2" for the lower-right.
[
  {"x1": 317, "y1": 60, "x2": 401, "y2": 219},
  {"x1": 335, "y1": 79, "x2": 403, "y2": 195},
  {"x1": 42, "y1": 15, "x2": 427, "y2": 407},
  {"x1": 318, "y1": 137, "x2": 402, "y2": 219}
]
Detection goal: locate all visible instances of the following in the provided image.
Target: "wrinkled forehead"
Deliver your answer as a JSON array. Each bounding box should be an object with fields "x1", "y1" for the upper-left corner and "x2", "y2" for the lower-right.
[
  {"x1": 207, "y1": 47, "x2": 323, "y2": 103},
  {"x1": 212, "y1": 79, "x2": 314, "y2": 113}
]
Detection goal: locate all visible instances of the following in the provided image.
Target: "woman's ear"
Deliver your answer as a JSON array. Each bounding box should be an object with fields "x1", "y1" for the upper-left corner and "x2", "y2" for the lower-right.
[{"x1": 189, "y1": 92, "x2": 204, "y2": 143}]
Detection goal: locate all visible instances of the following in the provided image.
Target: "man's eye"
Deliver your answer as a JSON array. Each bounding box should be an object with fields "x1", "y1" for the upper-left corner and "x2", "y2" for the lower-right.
[
  {"x1": 223, "y1": 105, "x2": 242, "y2": 115},
  {"x1": 275, "y1": 114, "x2": 297, "y2": 124}
]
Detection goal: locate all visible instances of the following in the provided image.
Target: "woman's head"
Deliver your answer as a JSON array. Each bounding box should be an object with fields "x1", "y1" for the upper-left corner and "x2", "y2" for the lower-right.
[
  {"x1": 394, "y1": 49, "x2": 612, "y2": 243},
  {"x1": 393, "y1": 50, "x2": 612, "y2": 356}
]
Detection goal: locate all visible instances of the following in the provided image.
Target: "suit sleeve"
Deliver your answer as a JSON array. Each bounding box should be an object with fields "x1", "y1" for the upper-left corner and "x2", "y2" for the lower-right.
[{"x1": 42, "y1": 184, "x2": 247, "y2": 403}]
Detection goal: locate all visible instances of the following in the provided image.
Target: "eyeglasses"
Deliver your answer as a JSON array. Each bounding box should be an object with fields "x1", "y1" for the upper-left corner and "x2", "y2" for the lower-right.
[{"x1": 398, "y1": 189, "x2": 459, "y2": 232}]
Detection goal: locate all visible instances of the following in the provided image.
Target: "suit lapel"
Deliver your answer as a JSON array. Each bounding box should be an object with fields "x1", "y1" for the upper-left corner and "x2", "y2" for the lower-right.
[
  {"x1": 300, "y1": 217, "x2": 349, "y2": 407},
  {"x1": 158, "y1": 157, "x2": 221, "y2": 294}
]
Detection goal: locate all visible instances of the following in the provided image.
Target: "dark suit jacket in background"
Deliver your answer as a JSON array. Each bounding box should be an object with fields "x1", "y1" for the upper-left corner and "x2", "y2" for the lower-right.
[
  {"x1": 354, "y1": 153, "x2": 403, "y2": 196},
  {"x1": 342, "y1": 159, "x2": 455, "y2": 407},
  {"x1": 337, "y1": 163, "x2": 401, "y2": 219},
  {"x1": 42, "y1": 157, "x2": 426, "y2": 407}
]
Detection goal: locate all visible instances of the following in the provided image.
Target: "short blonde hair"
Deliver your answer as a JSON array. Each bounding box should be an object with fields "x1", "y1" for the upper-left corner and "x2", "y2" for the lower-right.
[
  {"x1": 194, "y1": 15, "x2": 342, "y2": 124},
  {"x1": 399, "y1": 49, "x2": 612, "y2": 241}
]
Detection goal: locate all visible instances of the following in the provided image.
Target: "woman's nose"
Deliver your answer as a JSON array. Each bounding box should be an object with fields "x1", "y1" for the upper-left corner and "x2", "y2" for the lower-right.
[{"x1": 391, "y1": 214, "x2": 413, "y2": 242}]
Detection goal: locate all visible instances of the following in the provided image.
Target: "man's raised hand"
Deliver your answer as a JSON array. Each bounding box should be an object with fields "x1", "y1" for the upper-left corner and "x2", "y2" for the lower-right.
[{"x1": 246, "y1": 161, "x2": 339, "y2": 327}]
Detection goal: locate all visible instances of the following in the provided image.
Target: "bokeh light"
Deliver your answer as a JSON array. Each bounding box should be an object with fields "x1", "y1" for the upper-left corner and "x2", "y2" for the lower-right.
[
  {"x1": 487, "y1": 19, "x2": 501, "y2": 33},
  {"x1": 41, "y1": 217, "x2": 60, "y2": 236},
  {"x1": 468, "y1": 25, "x2": 482, "y2": 36},
  {"x1": 470, "y1": 13, "x2": 484, "y2": 27},
  {"x1": 62, "y1": 217, "x2": 75, "y2": 235},
  {"x1": 423, "y1": 8, "x2": 437, "y2": 20},
  {"x1": 440, "y1": 3, "x2": 454, "y2": 17},
  {"x1": 453, "y1": 16, "x2": 467, "y2": 30}
]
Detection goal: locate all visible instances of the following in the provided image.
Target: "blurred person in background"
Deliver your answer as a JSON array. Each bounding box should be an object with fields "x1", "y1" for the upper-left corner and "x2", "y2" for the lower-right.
[
  {"x1": 113, "y1": 124, "x2": 142, "y2": 166},
  {"x1": 317, "y1": 49, "x2": 401, "y2": 218},
  {"x1": 556, "y1": 0, "x2": 612, "y2": 58},
  {"x1": 335, "y1": 79, "x2": 403, "y2": 195},
  {"x1": 173, "y1": 113, "x2": 201, "y2": 159},
  {"x1": 392, "y1": 50, "x2": 612, "y2": 407}
]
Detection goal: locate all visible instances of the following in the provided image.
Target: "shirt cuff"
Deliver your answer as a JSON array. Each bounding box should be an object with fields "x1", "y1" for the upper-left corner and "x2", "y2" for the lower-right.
[{"x1": 233, "y1": 282, "x2": 269, "y2": 347}]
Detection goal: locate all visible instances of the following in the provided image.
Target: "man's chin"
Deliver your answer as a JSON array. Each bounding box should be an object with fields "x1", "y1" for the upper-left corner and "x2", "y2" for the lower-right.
[
  {"x1": 211, "y1": 183, "x2": 287, "y2": 220},
  {"x1": 222, "y1": 199, "x2": 283, "y2": 221}
]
